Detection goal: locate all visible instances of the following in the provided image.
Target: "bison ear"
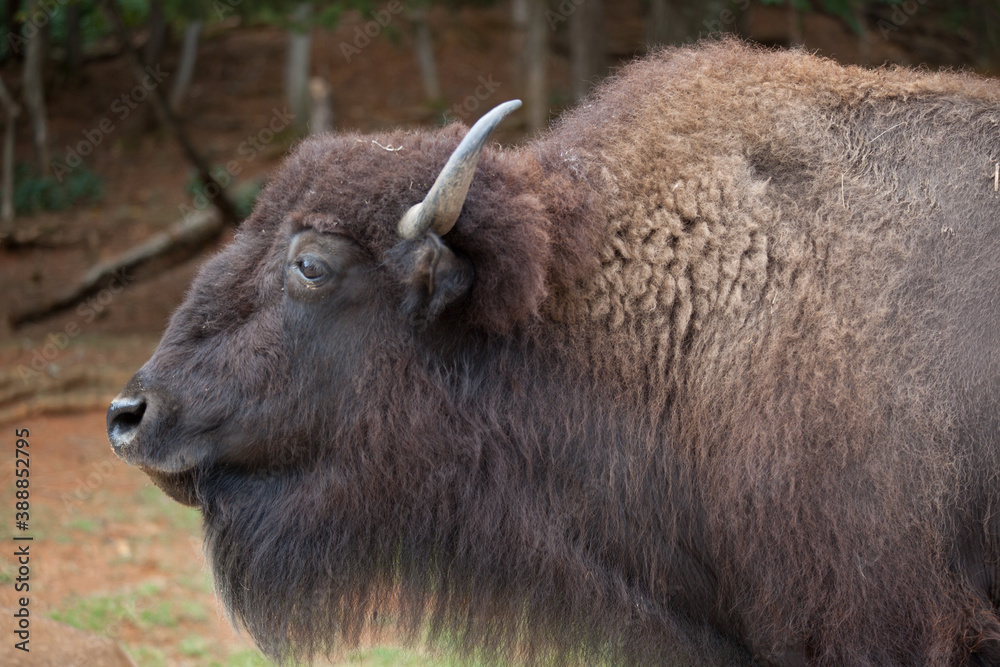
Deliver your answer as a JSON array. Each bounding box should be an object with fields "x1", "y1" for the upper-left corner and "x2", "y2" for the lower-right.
[{"x1": 394, "y1": 233, "x2": 473, "y2": 328}]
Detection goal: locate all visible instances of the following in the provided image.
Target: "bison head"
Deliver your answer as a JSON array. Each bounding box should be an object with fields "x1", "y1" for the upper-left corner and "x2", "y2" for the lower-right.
[
  {"x1": 108, "y1": 101, "x2": 521, "y2": 504},
  {"x1": 103, "y1": 102, "x2": 683, "y2": 663}
]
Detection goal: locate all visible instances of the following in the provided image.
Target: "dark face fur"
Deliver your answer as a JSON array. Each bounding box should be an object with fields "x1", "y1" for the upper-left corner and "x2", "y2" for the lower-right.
[
  {"x1": 110, "y1": 226, "x2": 383, "y2": 500},
  {"x1": 107, "y1": 106, "x2": 527, "y2": 510},
  {"x1": 107, "y1": 200, "x2": 462, "y2": 658}
]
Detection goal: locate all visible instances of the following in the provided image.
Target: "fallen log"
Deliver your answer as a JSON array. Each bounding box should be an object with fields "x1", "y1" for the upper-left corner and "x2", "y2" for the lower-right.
[{"x1": 9, "y1": 208, "x2": 223, "y2": 329}]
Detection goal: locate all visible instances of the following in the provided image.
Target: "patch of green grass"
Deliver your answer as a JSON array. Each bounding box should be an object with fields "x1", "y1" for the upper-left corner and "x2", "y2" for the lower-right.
[
  {"x1": 49, "y1": 594, "x2": 135, "y2": 634},
  {"x1": 125, "y1": 645, "x2": 168, "y2": 667},
  {"x1": 180, "y1": 634, "x2": 211, "y2": 657},
  {"x1": 135, "y1": 485, "x2": 202, "y2": 531},
  {"x1": 209, "y1": 649, "x2": 274, "y2": 666},
  {"x1": 139, "y1": 601, "x2": 177, "y2": 628},
  {"x1": 341, "y1": 645, "x2": 474, "y2": 667},
  {"x1": 66, "y1": 517, "x2": 101, "y2": 533},
  {"x1": 179, "y1": 599, "x2": 210, "y2": 622},
  {"x1": 102, "y1": 501, "x2": 128, "y2": 522},
  {"x1": 347, "y1": 646, "x2": 422, "y2": 665},
  {"x1": 135, "y1": 580, "x2": 165, "y2": 597},
  {"x1": 49, "y1": 580, "x2": 209, "y2": 637},
  {"x1": 0, "y1": 500, "x2": 57, "y2": 541},
  {"x1": 177, "y1": 571, "x2": 215, "y2": 594}
]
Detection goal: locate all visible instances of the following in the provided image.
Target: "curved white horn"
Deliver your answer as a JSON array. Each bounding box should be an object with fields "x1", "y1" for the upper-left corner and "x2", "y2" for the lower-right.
[{"x1": 398, "y1": 99, "x2": 522, "y2": 239}]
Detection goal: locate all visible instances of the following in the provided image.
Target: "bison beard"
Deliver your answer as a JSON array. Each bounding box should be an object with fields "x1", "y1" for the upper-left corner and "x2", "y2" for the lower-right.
[
  {"x1": 109, "y1": 40, "x2": 1000, "y2": 665},
  {"x1": 197, "y1": 356, "x2": 748, "y2": 664}
]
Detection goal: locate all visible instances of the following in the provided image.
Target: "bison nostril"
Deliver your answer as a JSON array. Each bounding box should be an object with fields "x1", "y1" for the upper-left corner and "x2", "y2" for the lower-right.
[{"x1": 107, "y1": 396, "x2": 147, "y2": 452}]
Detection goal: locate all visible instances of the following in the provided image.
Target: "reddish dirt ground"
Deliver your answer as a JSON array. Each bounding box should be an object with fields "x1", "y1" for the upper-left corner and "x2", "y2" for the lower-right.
[
  {"x1": 0, "y1": 2, "x2": 992, "y2": 664},
  {"x1": 0, "y1": 411, "x2": 259, "y2": 664}
]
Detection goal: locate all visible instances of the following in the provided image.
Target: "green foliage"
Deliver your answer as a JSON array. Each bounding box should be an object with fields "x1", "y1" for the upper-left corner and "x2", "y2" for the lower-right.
[
  {"x1": 759, "y1": 0, "x2": 1000, "y2": 43},
  {"x1": 14, "y1": 162, "x2": 104, "y2": 216},
  {"x1": 231, "y1": 180, "x2": 263, "y2": 219},
  {"x1": 1, "y1": 0, "x2": 153, "y2": 61},
  {"x1": 315, "y1": 3, "x2": 344, "y2": 29},
  {"x1": 761, "y1": 0, "x2": 862, "y2": 33},
  {"x1": 233, "y1": 0, "x2": 403, "y2": 31}
]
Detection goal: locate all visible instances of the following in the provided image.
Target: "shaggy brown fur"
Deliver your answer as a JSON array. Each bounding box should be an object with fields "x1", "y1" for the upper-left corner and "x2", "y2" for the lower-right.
[{"x1": 109, "y1": 40, "x2": 1000, "y2": 666}]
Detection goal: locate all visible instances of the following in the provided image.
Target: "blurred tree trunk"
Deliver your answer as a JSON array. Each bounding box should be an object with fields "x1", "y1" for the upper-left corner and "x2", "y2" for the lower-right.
[
  {"x1": 66, "y1": 3, "x2": 83, "y2": 77},
  {"x1": 285, "y1": 3, "x2": 312, "y2": 133},
  {"x1": 145, "y1": 1, "x2": 166, "y2": 64},
  {"x1": 0, "y1": 74, "x2": 20, "y2": 236},
  {"x1": 4, "y1": 2, "x2": 21, "y2": 63},
  {"x1": 169, "y1": 20, "x2": 202, "y2": 113},
  {"x1": 510, "y1": 0, "x2": 528, "y2": 93},
  {"x1": 523, "y1": 0, "x2": 548, "y2": 132},
  {"x1": 99, "y1": 0, "x2": 242, "y2": 226},
  {"x1": 646, "y1": 0, "x2": 685, "y2": 46},
  {"x1": 970, "y1": 0, "x2": 1000, "y2": 70},
  {"x1": 788, "y1": 5, "x2": 804, "y2": 47},
  {"x1": 142, "y1": 1, "x2": 167, "y2": 129},
  {"x1": 854, "y1": 6, "x2": 871, "y2": 65},
  {"x1": 647, "y1": 0, "x2": 666, "y2": 45},
  {"x1": 308, "y1": 76, "x2": 332, "y2": 134},
  {"x1": 647, "y1": 0, "x2": 729, "y2": 46},
  {"x1": 569, "y1": 0, "x2": 604, "y2": 101},
  {"x1": 409, "y1": 8, "x2": 441, "y2": 102},
  {"x1": 23, "y1": 0, "x2": 50, "y2": 175}
]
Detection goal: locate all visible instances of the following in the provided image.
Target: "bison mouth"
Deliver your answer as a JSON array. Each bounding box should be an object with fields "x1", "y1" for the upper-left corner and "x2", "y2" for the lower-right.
[
  {"x1": 140, "y1": 466, "x2": 202, "y2": 507},
  {"x1": 140, "y1": 460, "x2": 281, "y2": 512}
]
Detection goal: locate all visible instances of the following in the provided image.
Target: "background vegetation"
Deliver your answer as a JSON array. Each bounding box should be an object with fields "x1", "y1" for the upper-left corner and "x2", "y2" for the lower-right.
[{"x1": 0, "y1": 0, "x2": 997, "y2": 664}]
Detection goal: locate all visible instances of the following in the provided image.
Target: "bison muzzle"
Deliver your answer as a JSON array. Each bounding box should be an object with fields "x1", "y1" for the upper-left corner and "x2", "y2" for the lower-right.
[{"x1": 108, "y1": 40, "x2": 1000, "y2": 666}]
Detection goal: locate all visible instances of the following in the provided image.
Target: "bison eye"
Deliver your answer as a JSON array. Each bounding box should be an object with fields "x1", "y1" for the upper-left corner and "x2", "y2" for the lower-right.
[
  {"x1": 294, "y1": 255, "x2": 328, "y2": 282},
  {"x1": 285, "y1": 230, "x2": 369, "y2": 303}
]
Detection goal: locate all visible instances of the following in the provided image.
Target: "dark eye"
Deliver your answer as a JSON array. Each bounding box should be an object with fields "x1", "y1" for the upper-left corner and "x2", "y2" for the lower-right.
[{"x1": 294, "y1": 255, "x2": 327, "y2": 282}]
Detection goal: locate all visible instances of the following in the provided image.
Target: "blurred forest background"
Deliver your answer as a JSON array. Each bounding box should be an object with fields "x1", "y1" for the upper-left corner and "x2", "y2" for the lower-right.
[
  {"x1": 2, "y1": 0, "x2": 1000, "y2": 380},
  {"x1": 0, "y1": 1, "x2": 998, "y2": 665}
]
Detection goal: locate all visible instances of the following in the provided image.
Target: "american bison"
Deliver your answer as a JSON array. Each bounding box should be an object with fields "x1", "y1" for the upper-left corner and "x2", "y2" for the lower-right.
[{"x1": 108, "y1": 40, "x2": 1000, "y2": 665}]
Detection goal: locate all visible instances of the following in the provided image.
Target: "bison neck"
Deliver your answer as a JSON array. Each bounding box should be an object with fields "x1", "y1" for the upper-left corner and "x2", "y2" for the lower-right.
[{"x1": 199, "y1": 329, "x2": 745, "y2": 664}]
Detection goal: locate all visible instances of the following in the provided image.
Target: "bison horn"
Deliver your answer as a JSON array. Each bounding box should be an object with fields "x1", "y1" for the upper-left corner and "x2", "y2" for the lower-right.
[{"x1": 398, "y1": 99, "x2": 522, "y2": 239}]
